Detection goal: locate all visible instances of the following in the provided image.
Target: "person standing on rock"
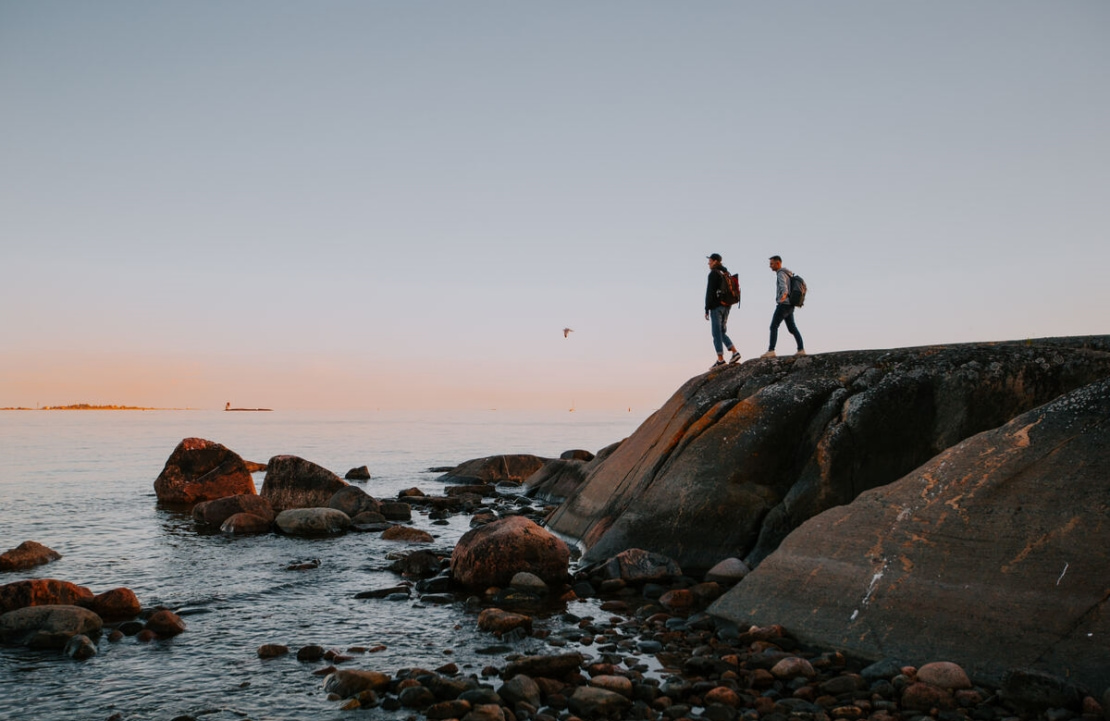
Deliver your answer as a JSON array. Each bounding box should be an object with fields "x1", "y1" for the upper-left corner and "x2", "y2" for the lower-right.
[
  {"x1": 705, "y1": 253, "x2": 741, "y2": 368},
  {"x1": 761, "y1": 255, "x2": 805, "y2": 358}
]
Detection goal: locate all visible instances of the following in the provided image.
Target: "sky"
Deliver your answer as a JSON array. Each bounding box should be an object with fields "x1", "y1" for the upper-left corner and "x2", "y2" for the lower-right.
[{"x1": 1, "y1": 2, "x2": 1107, "y2": 411}]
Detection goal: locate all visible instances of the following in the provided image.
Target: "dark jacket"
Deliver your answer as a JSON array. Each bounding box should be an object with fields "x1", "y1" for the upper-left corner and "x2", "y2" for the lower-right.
[{"x1": 705, "y1": 265, "x2": 730, "y2": 312}]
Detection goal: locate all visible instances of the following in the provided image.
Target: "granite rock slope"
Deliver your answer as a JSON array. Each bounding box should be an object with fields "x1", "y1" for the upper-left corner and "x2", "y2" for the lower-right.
[
  {"x1": 545, "y1": 337, "x2": 1110, "y2": 572},
  {"x1": 708, "y1": 376, "x2": 1110, "y2": 690}
]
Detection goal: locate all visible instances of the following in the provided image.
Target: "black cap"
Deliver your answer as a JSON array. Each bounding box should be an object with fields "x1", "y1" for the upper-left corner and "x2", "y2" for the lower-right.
[{"x1": 707, "y1": 253, "x2": 722, "y2": 261}]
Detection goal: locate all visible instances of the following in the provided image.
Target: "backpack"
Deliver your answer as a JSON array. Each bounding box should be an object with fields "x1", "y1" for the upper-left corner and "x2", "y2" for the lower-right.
[
  {"x1": 788, "y1": 273, "x2": 807, "y2": 307},
  {"x1": 718, "y1": 270, "x2": 741, "y2": 306}
]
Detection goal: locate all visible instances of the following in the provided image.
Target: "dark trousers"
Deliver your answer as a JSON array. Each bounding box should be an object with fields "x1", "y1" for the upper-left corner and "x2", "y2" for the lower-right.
[{"x1": 769, "y1": 304, "x2": 803, "y2": 351}]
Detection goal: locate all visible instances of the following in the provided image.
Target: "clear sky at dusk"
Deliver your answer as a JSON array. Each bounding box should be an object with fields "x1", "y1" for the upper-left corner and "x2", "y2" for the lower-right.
[{"x1": 2, "y1": 2, "x2": 1107, "y2": 411}]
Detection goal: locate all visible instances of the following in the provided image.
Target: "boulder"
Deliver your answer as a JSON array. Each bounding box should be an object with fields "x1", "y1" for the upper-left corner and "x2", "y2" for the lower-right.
[
  {"x1": 192, "y1": 493, "x2": 275, "y2": 526},
  {"x1": 500, "y1": 675, "x2": 542, "y2": 707},
  {"x1": 257, "y1": 643, "x2": 289, "y2": 659},
  {"x1": 568, "y1": 685, "x2": 632, "y2": 719},
  {"x1": 153, "y1": 437, "x2": 256, "y2": 506},
  {"x1": 260, "y1": 455, "x2": 347, "y2": 511},
  {"x1": 709, "y1": 376, "x2": 1110, "y2": 691},
  {"x1": 80, "y1": 587, "x2": 141, "y2": 621},
  {"x1": 451, "y1": 516, "x2": 570, "y2": 590},
  {"x1": 324, "y1": 669, "x2": 392, "y2": 698},
  {"x1": 477, "y1": 608, "x2": 532, "y2": 636},
  {"x1": 345, "y1": 465, "x2": 372, "y2": 481},
  {"x1": 510, "y1": 572, "x2": 549, "y2": 594},
  {"x1": 770, "y1": 657, "x2": 817, "y2": 680},
  {"x1": 901, "y1": 683, "x2": 957, "y2": 711},
  {"x1": 220, "y1": 512, "x2": 272, "y2": 534},
  {"x1": 917, "y1": 661, "x2": 972, "y2": 690},
  {"x1": 381, "y1": 526, "x2": 434, "y2": 543},
  {"x1": 545, "y1": 337, "x2": 1110, "y2": 573},
  {"x1": 388, "y1": 549, "x2": 444, "y2": 577},
  {"x1": 145, "y1": 609, "x2": 186, "y2": 637},
  {"x1": 503, "y1": 653, "x2": 584, "y2": 680},
  {"x1": 0, "y1": 579, "x2": 93, "y2": 615},
  {"x1": 0, "y1": 605, "x2": 103, "y2": 649},
  {"x1": 589, "y1": 675, "x2": 633, "y2": 698},
  {"x1": 328, "y1": 486, "x2": 381, "y2": 518},
  {"x1": 437, "y1": 454, "x2": 549, "y2": 485},
  {"x1": 275, "y1": 508, "x2": 351, "y2": 536},
  {"x1": 64, "y1": 633, "x2": 97, "y2": 660},
  {"x1": 0, "y1": 541, "x2": 62, "y2": 572},
  {"x1": 463, "y1": 704, "x2": 506, "y2": 721},
  {"x1": 704, "y1": 557, "x2": 751, "y2": 584},
  {"x1": 379, "y1": 501, "x2": 412, "y2": 521},
  {"x1": 560, "y1": 449, "x2": 595, "y2": 462}
]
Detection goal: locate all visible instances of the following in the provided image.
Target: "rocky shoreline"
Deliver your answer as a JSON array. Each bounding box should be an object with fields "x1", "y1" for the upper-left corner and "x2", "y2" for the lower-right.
[
  {"x1": 3, "y1": 337, "x2": 1109, "y2": 720},
  {"x1": 3, "y1": 461, "x2": 1108, "y2": 721}
]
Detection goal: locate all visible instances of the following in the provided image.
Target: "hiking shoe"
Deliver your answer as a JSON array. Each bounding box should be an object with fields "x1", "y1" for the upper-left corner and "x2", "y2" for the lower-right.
[
  {"x1": 729, "y1": 352, "x2": 741, "y2": 364},
  {"x1": 710, "y1": 360, "x2": 727, "y2": 369},
  {"x1": 795, "y1": 349, "x2": 807, "y2": 356},
  {"x1": 760, "y1": 351, "x2": 776, "y2": 359}
]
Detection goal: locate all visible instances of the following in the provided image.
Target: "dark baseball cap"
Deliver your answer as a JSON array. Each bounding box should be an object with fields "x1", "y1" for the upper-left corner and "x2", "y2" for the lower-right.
[{"x1": 707, "y1": 253, "x2": 722, "y2": 261}]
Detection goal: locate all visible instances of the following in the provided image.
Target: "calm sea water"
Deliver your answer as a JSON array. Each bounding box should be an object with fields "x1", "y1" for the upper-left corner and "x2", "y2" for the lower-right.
[{"x1": 0, "y1": 409, "x2": 648, "y2": 721}]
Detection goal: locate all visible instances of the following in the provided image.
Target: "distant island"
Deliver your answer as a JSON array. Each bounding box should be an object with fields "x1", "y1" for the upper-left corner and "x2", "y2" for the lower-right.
[
  {"x1": 0, "y1": 404, "x2": 183, "y2": 411},
  {"x1": 225, "y1": 402, "x2": 273, "y2": 412}
]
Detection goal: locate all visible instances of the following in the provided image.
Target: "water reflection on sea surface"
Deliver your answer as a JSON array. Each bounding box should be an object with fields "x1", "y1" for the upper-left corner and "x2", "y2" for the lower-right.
[{"x1": 0, "y1": 410, "x2": 645, "y2": 720}]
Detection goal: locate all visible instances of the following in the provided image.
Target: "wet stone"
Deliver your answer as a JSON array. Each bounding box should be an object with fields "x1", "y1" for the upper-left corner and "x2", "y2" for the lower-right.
[
  {"x1": 257, "y1": 644, "x2": 289, "y2": 659},
  {"x1": 297, "y1": 644, "x2": 326, "y2": 662}
]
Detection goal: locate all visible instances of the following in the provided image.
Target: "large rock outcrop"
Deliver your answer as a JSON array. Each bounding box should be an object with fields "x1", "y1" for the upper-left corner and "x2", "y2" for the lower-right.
[
  {"x1": 545, "y1": 337, "x2": 1110, "y2": 572},
  {"x1": 708, "y1": 376, "x2": 1110, "y2": 690},
  {"x1": 260, "y1": 455, "x2": 347, "y2": 511},
  {"x1": 153, "y1": 438, "x2": 256, "y2": 506}
]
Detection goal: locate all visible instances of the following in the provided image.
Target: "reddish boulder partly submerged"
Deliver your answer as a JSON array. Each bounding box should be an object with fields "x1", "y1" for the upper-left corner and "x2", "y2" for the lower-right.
[
  {"x1": 154, "y1": 437, "x2": 256, "y2": 506},
  {"x1": 451, "y1": 516, "x2": 569, "y2": 590},
  {"x1": 0, "y1": 579, "x2": 93, "y2": 615},
  {"x1": 81, "y1": 587, "x2": 141, "y2": 621},
  {"x1": 261, "y1": 455, "x2": 347, "y2": 511},
  {"x1": 192, "y1": 493, "x2": 275, "y2": 526},
  {"x1": 220, "y1": 512, "x2": 273, "y2": 534},
  {"x1": 0, "y1": 541, "x2": 62, "y2": 572},
  {"x1": 145, "y1": 609, "x2": 186, "y2": 637}
]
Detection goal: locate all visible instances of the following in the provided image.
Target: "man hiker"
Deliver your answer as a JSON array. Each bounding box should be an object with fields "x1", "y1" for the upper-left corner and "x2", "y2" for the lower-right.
[
  {"x1": 704, "y1": 253, "x2": 741, "y2": 368},
  {"x1": 761, "y1": 255, "x2": 805, "y2": 358}
]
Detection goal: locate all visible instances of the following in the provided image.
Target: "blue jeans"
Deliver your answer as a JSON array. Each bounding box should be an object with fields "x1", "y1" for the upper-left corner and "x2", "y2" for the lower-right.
[
  {"x1": 710, "y1": 306, "x2": 734, "y2": 355},
  {"x1": 769, "y1": 304, "x2": 803, "y2": 351}
]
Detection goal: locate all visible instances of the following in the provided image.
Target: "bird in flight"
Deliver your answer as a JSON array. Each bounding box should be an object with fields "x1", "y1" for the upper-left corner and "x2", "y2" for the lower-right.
[{"x1": 563, "y1": 328, "x2": 574, "y2": 338}]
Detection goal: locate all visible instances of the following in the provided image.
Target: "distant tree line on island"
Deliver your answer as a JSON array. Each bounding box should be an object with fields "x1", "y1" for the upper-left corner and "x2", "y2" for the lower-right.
[{"x1": 0, "y1": 404, "x2": 185, "y2": 411}]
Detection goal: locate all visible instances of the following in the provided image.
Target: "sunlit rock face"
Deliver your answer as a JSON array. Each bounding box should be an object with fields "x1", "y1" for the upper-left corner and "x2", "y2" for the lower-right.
[
  {"x1": 154, "y1": 437, "x2": 256, "y2": 506},
  {"x1": 545, "y1": 336, "x2": 1110, "y2": 573},
  {"x1": 710, "y1": 376, "x2": 1110, "y2": 690}
]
